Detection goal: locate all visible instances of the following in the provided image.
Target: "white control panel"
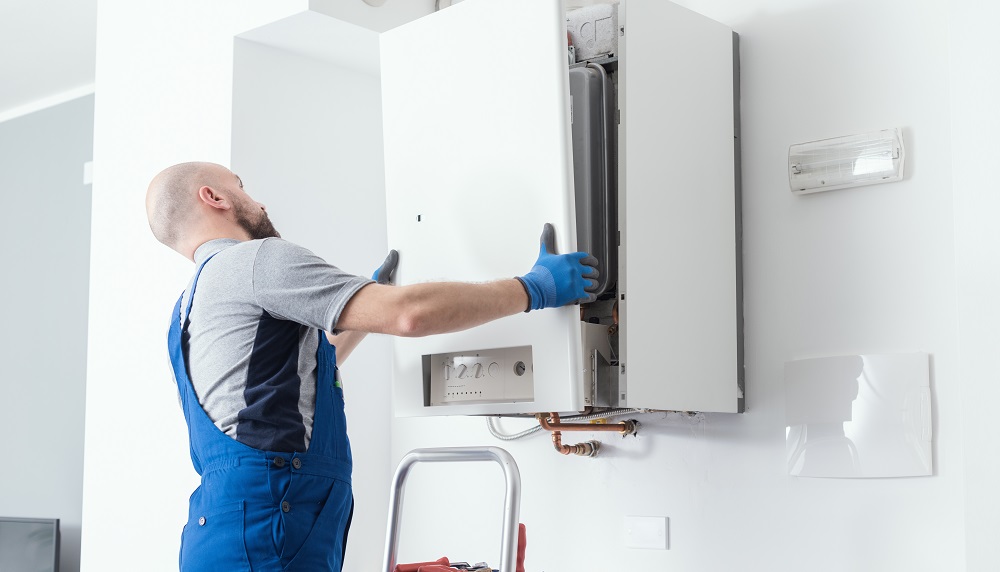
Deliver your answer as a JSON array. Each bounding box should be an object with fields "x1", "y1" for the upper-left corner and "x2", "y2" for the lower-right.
[{"x1": 426, "y1": 346, "x2": 534, "y2": 406}]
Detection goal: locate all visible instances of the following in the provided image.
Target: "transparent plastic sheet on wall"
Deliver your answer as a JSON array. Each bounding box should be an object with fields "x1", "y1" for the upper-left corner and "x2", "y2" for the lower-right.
[{"x1": 784, "y1": 353, "x2": 932, "y2": 478}]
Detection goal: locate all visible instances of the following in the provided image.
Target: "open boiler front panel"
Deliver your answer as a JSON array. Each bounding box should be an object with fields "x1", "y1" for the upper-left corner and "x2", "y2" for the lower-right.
[{"x1": 382, "y1": 0, "x2": 743, "y2": 417}]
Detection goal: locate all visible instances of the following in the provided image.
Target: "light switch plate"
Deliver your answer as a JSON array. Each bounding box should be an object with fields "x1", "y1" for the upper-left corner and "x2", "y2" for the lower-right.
[{"x1": 624, "y1": 516, "x2": 669, "y2": 550}]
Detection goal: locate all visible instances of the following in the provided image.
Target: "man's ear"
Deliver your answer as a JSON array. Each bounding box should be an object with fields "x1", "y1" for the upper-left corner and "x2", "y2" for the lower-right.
[{"x1": 198, "y1": 185, "x2": 231, "y2": 211}]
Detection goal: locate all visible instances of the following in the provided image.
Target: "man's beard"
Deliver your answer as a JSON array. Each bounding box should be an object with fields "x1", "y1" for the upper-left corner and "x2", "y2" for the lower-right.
[{"x1": 236, "y1": 202, "x2": 281, "y2": 240}]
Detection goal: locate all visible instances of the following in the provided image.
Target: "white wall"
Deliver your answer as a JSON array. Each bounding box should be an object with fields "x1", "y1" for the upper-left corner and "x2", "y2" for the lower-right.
[
  {"x1": 81, "y1": 2, "x2": 308, "y2": 569},
  {"x1": 949, "y1": 0, "x2": 1000, "y2": 568},
  {"x1": 83, "y1": 0, "x2": 1000, "y2": 570},
  {"x1": 0, "y1": 94, "x2": 93, "y2": 572},
  {"x1": 389, "y1": 0, "x2": 969, "y2": 570},
  {"x1": 231, "y1": 32, "x2": 390, "y2": 571}
]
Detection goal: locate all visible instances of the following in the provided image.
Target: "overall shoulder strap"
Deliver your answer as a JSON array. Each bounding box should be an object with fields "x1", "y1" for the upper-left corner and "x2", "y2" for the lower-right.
[{"x1": 181, "y1": 252, "x2": 221, "y2": 331}]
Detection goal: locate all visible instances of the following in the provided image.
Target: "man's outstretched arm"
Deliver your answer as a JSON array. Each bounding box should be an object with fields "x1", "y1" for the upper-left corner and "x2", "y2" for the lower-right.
[
  {"x1": 326, "y1": 280, "x2": 525, "y2": 361},
  {"x1": 337, "y1": 279, "x2": 530, "y2": 337},
  {"x1": 335, "y1": 223, "x2": 599, "y2": 338}
]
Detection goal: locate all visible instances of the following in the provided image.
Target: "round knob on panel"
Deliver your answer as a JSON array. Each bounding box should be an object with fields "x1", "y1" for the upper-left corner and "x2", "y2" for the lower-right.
[{"x1": 488, "y1": 362, "x2": 500, "y2": 378}]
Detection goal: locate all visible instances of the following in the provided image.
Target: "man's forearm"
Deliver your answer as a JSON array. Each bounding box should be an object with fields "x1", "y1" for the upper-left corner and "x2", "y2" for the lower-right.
[
  {"x1": 337, "y1": 225, "x2": 597, "y2": 338},
  {"x1": 324, "y1": 330, "x2": 369, "y2": 363},
  {"x1": 396, "y1": 279, "x2": 528, "y2": 336},
  {"x1": 336, "y1": 279, "x2": 530, "y2": 337}
]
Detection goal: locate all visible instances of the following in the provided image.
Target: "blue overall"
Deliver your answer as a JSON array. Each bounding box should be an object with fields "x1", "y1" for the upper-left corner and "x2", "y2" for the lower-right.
[{"x1": 168, "y1": 254, "x2": 354, "y2": 571}]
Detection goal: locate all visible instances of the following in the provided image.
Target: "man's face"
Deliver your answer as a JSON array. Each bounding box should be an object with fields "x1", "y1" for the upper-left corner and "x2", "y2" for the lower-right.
[{"x1": 230, "y1": 173, "x2": 281, "y2": 240}]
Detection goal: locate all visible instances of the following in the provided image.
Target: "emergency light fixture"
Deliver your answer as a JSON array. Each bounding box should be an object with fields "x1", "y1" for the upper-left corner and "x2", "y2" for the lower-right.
[{"x1": 789, "y1": 128, "x2": 905, "y2": 194}]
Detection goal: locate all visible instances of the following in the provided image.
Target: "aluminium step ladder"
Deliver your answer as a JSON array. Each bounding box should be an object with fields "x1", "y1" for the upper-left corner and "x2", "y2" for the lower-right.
[{"x1": 382, "y1": 447, "x2": 522, "y2": 572}]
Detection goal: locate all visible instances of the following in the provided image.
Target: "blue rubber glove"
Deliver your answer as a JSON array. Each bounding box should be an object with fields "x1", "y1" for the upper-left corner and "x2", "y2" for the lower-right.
[
  {"x1": 373, "y1": 250, "x2": 399, "y2": 284},
  {"x1": 517, "y1": 223, "x2": 599, "y2": 311}
]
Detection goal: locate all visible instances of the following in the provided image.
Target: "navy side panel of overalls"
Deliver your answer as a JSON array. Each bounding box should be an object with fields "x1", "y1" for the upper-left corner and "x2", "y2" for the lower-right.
[{"x1": 167, "y1": 253, "x2": 355, "y2": 571}]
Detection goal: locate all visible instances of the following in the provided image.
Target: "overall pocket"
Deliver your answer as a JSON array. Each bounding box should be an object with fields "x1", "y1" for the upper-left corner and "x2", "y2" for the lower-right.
[
  {"x1": 180, "y1": 501, "x2": 250, "y2": 571},
  {"x1": 280, "y1": 479, "x2": 352, "y2": 571}
]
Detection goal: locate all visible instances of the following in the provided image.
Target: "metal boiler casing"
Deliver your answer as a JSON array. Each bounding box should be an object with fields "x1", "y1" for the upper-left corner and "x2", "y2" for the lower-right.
[{"x1": 381, "y1": 0, "x2": 743, "y2": 416}]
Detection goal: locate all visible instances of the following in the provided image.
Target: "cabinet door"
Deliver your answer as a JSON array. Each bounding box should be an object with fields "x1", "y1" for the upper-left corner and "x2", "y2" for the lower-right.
[
  {"x1": 381, "y1": 0, "x2": 585, "y2": 416},
  {"x1": 619, "y1": 1, "x2": 743, "y2": 412}
]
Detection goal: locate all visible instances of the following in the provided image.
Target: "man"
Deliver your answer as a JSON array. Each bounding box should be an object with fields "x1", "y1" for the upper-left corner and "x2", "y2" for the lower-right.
[{"x1": 145, "y1": 161, "x2": 598, "y2": 571}]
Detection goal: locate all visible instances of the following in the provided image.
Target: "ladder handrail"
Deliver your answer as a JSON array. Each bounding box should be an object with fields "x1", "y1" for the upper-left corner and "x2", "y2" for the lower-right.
[{"x1": 382, "y1": 446, "x2": 522, "y2": 572}]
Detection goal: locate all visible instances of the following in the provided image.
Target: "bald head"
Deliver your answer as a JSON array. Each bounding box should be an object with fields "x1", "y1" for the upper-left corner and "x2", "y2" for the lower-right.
[
  {"x1": 146, "y1": 162, "x2": 222, "y2": 249},
  {"x1": 146, "y1": 162, "x2": 279, "y2": 260}
]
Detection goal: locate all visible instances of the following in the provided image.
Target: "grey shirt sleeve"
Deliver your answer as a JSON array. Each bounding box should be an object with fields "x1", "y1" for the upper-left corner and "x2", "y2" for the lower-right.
[{"x1": 251, "y1": 238, "x2": 374, "y2": 333}]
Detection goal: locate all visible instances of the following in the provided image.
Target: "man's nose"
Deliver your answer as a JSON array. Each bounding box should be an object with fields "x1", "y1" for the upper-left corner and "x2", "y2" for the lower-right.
[{"x1": 257, "y1": 201, "x2": 267, "y2": 212}]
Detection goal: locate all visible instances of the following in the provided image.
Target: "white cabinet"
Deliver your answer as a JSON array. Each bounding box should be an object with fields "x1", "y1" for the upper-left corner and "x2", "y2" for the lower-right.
[{"x1": 381, "y1": 0, "x2": 743, "y2": 415}]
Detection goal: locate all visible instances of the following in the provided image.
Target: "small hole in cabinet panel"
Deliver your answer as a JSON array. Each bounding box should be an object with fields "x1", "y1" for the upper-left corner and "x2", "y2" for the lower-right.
[{"x1": 417, "y1": 215, "x2": 422, "y2": 222}]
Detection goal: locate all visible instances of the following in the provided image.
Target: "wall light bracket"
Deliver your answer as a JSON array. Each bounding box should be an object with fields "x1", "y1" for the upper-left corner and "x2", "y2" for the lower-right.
[{"x1": 789, "y1": 128, "x2": 905, "y2": 195}]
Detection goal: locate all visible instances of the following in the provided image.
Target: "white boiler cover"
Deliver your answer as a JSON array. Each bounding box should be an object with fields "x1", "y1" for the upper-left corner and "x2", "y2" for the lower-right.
[{"x1": 380, "y1": 0, "x2": 584, "y2": 416}]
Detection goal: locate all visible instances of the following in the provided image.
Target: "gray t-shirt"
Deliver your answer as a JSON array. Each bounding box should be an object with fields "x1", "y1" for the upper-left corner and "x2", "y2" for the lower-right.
[{"x1": 178, "y1": 238, "x2": 372, "y2": 452}]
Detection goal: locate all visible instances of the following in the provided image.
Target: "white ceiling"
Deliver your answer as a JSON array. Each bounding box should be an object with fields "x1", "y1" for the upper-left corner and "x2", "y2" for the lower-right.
[
  {"x1": 0, "y1": 0, "x2": 613, "y2": 121},
  {"x1": 0, "y1": 0, "x2": 97, "y2": 119}
]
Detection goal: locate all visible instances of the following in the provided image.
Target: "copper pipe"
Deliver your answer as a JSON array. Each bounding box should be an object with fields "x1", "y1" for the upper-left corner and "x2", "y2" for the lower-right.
[
  {"x1": 537, "y1": 412, "x2": 636, "y2": 434},
  {"x1": 550, "y1": 430, "x2": 600, "y2": 457},
  {"x1": 536, "y1": 412, "x2": 637, "y2": 458}
]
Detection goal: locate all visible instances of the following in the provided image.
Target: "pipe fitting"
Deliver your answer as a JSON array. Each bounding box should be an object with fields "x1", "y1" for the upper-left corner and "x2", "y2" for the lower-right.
[
  {"x1": 620, "y1": 419, "x2": 639, "y2": 437},
  {"x1": 551, "y1": 431, "x2": 601, "y2": 457}
]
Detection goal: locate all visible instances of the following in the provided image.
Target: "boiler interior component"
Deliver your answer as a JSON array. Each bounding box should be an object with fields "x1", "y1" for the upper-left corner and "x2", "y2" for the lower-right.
[{"x1": 569, "y1": 62, "x2": 617, "y2": 297}]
